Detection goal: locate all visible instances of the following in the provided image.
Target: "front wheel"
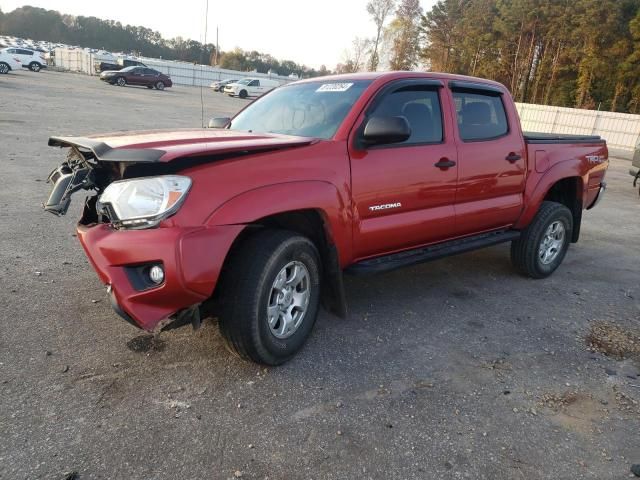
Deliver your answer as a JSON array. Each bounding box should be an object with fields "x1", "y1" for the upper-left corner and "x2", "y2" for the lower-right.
[
  {"x1": 511, "y1": 201, "x2": 573, "y2": 279},
  {"x1": 238, "y1": 89, "x2": 248, "y2": 99},
  {"x1": 0, "y1": 62, "x2": 9, "y2": 74},
  {"x1": 29, "y1": 62, "x2": 41, "y2": 72},
  {"x1": 116, "y1": 76, "x2": 126, "y2": 87},
  {"x1": 218, "y1": 230, "x2": 321, "y2": 365},
  {"x1": 155, "y1": 81, "x2": 165, "y2": 90}
]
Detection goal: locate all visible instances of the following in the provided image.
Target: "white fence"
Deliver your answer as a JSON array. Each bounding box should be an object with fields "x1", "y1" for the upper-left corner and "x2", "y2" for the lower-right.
[
  {"x1": 53, "y1": 48, "x2": 295, "y2": 87},
  {"x1": 516, "y1": 102, "x2": 640, "y2": 159}
]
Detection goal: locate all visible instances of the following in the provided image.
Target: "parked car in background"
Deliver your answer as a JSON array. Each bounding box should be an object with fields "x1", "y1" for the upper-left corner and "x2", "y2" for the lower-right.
[
  {"x1": 224, "y1": 77, "x2": 279, "y2": 98},
  {"x1": 210, "y1": 78, "x2": 238, "y2": 92},
  {"x1": 1, "y1": 47, "x2": 46, "y2": 71},
  {"x1": 43, "y1": 71, "x2": 608, "y2": 366},
  {"x1": 0, "y1": 50, "x2": 21, "y2": 74},
  {"x1": 96, "y1": 58, "x2": 147, "y2": 73},
  {"x1": 100, "y1": 66, "x2": 172, "y2": 90}
]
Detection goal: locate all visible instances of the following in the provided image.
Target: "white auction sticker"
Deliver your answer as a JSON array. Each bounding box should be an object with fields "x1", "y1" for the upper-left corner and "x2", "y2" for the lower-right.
[{"x1": 316, "y1": 83, "x2": 354, "y2": 92}]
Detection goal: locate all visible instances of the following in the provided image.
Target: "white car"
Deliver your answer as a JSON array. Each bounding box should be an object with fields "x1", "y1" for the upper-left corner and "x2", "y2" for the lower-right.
[
  {"x1": 1, "y1": 47, "x2": 47, "y2": 72},
  {"x1": 0, "y1": 50, "x2": 21, "y2": 74},
  {"x1": 224, "y1": 78, "x2": 280, "y2": 99}
]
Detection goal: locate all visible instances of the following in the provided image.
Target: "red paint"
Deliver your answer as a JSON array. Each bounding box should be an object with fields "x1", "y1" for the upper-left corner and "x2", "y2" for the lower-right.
[{"x1": 61, "y1": 71, "x2": 608, "y2": 331}]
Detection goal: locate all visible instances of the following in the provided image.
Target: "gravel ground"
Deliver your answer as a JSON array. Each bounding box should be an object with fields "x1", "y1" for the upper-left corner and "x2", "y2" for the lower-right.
[{"x1": 1, "y1": 70, "x2": 639, "y2": 480}]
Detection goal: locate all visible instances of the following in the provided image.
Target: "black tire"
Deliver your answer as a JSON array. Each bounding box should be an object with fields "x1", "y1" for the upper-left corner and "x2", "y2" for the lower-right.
[
  {"x1": 155, "y1": 81, "x2": 165, "y2": 90},
  {"x1": 0, "y1": 62, "x2": 9, "y2": 74},
  {"x1": 29, "y1": 62, "x2": 41, "y2": 72},
  {"x1": 510, "y1": 201, "x2": 573, "y2": 279},
  {"x1": 116, "y1": 76, "x2": 126, "y2": 87},
  {"x1": 218, "y1": 229, "x2": 321, "y2": 365},
  {"x1": 239, "y1": 89, "x2": 248, "y2": 99}
]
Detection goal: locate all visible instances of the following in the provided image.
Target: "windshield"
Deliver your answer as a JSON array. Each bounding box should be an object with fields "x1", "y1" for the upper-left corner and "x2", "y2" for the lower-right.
[
  {"x1": 119, "y1": 66, "x2": 136, "y2": 72},
  {"x1": 237, "y1": 79, "x2": 252, "y2": 85},
  {"x1": 229, "y1": 80, "x2": 371, "y2": 139}
]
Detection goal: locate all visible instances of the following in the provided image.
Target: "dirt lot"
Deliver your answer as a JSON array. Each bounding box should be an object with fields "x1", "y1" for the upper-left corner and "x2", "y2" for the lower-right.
[{"x1": 0, "y1": 70, "x2": 639, "y2": 480}]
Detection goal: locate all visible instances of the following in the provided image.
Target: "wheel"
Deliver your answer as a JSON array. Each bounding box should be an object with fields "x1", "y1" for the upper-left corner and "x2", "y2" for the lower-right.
[
  {"x1": 146, "y1": 85, "x2": 153, "y2": 89},
  {"x1": 155, "y1": 81, "x2": 165, "y2": 90},
  {"x1": 29, "y1": 62, "x2": 41, "y2": 72},
  {"x1": 218, "y1": 229, "x2": 321, "y2": 365},
  {"x1": 239, "y1": 89, "x2": 248, "y2": 99},
  {"x1": 116, "y1": 77, "x2": 126, "y2": 87},
  {"x1": 511, "y1": 201, "x2": 573, "y2": 279},
  {"x1": 0, "y1": 62, "x2": 9, "y2": 74}
]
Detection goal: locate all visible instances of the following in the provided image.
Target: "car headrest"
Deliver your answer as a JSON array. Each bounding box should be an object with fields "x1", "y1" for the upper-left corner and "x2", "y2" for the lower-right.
[{"x1": 462, "y1": 102, "x2": 492, "y2": 125}]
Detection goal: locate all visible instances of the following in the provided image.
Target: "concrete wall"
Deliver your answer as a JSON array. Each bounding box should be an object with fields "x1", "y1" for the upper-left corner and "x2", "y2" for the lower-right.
[{"x1": 516, "y1": 102, "x2": 640, "y2": 160}]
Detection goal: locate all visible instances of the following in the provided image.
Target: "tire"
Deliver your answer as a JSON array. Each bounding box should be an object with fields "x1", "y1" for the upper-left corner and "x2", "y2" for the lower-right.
[
  {"x1": 0, "y1": 62, "x2": 9, "y2": 74},
  {"x1": 218, "y1": 229, "x2": 322, "y2": 365},
  {"x1": 155, "y1": 81, "x2": 165, "y2": 90},
  {"x1": 29, "y1": 62, "x2": 41, "y2": 72},
  {"x1": 239, "y1": 89, "x2": 248, "y2": 99},
  {"x1": 510, "y1": 201, "x2": 573, "y2": 279},
  {"x1": 116, "y1": 77, "x2": 126, "y2": 87}
]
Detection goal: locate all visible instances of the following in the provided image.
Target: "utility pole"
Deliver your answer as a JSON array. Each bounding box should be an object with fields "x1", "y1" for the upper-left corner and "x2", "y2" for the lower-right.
[{"x1": 214, "y1": 26, "x2": 219, "y2": 65}]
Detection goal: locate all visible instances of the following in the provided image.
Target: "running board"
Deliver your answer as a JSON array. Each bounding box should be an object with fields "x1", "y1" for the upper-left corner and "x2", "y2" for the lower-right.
[{"x1": 345, "y1": 230, "x2": 521, "y2": 275}]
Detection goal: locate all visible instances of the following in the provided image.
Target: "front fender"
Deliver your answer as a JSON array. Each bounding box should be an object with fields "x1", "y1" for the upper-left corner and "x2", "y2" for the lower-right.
[{"x1": 205, "y1": 181, "x2": 353, "y2": 265}]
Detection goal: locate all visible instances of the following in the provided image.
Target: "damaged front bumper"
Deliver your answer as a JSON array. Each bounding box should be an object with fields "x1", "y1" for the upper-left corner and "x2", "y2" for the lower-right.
[{"x1": 76, "y1": 219, "x2": 243, "y2": 332}]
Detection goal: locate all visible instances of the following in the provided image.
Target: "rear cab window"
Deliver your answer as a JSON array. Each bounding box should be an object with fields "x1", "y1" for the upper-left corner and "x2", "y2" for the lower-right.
[
  {"x1": 452, "y1": 89, "x2": 508, "y2": 141},
  {"x1": 369, "y1": 84, "x2": 444, "y2": 145}
]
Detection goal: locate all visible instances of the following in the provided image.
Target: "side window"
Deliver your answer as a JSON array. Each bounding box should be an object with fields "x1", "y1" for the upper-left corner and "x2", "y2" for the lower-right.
[
  {"x1": 453, "y1": 90, "x2": 508, "y2": 141},
  {"x1": 7, "y1": 48, "x2": 16, "y2": 54},
  {"x1": 370, "y1": 86, "x2": 443, "y2": 145},
  {"x1": 20, "y1": 49, "x2": 33, "y2": 55},
  {"x1": 143, "y1": 68, "x2": 156, "y2": 75},
  {"x1": 248, "y1": 79, "x2": 259, "y2": 87}
]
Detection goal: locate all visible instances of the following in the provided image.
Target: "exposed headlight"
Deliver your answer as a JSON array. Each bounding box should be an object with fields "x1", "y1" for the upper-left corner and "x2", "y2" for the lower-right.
[{"x1": 98, "y1": 175, "x2": 191, "y2": 229}]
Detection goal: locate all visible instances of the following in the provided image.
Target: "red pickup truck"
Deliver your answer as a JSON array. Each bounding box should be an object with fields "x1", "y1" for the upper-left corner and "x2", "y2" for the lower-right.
[{"x1": 44, "y1": 72, "x2": 608, "y2": 365}]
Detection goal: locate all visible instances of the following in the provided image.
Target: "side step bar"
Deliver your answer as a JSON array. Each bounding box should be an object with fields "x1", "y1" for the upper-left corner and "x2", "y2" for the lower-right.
[{"x1": 345, "y1": 229, "x2": 521, "y2": 275}]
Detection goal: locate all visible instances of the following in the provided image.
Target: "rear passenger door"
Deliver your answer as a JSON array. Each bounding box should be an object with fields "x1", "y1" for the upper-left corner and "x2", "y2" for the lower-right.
[
  {"x1": 350, "y1": 80, "x2": 459, "y2": 259},
  {"x1": 449, "y1": 82, "x2": 526, "y2": 236}
]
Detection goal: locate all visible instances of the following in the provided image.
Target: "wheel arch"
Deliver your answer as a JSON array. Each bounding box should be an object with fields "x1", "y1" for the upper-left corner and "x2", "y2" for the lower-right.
[
  {"x1": 206, "y1": 182, "x2": 351, "y2": 318},
  {"x1": 517, "y1": 171, "x2": 585, "y2": 243}
]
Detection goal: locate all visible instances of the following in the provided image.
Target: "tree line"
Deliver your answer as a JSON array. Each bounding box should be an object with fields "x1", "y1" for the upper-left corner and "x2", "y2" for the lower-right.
[
  {"x1": 341, "y1": 0, "x2": 640, "y2": 113},
  {"x1": 0, "y1": 6, "x2": 326, "y2": 78}
]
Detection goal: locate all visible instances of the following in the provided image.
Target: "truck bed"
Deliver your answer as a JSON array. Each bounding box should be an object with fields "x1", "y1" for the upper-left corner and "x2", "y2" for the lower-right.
[{"x1": 524, "y1": 132, "x2": 605, "y2": 144}]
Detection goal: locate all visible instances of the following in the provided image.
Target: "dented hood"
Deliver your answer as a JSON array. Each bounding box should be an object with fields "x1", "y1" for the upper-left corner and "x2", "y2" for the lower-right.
[{"x1": 48, "y1": 128, "x2": 316, "y2": 163}]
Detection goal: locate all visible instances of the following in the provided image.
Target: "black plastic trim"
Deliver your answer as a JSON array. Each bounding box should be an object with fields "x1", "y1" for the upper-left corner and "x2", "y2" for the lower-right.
[
  {"x1": 449, "y1": 81, "x2": 505, "y2": 95},
  {"x1": 524, "y1": 133, "x2": 605, "y2": 145},
  {"x1": 345, "y1": 230, "x2": 521, "y2": 275}
]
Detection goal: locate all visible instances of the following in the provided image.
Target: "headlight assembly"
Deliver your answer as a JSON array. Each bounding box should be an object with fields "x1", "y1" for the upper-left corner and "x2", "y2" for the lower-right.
[{"x1": 98, "y1": 175, "x2": 191, "y2": 229}]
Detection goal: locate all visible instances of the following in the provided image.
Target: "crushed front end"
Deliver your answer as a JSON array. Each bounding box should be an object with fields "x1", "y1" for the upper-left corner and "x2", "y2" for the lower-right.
[{"x1": 43, "y1": 136, "x2": 240, "y2": 332}]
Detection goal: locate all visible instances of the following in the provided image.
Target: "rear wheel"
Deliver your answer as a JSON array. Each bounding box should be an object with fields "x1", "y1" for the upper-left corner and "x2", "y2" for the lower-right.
[
  {"x1": 218, "y1": 229, "x2": 321, "y2": 365},
  {"x1": 239, "y1": 89, "x2": 248, "y2": 99},
  {"x1": 511, "y1": 201, "x2": 573, "y2": 279},
  {"x1": 116, "y1": 76, "x2": 126, "y2": 87},
  {"x1": 0, "y1": 62, "x2": 9, "y2": 74},
  {"x1": 29, "y1": 62, "x2": 41, "y2": 72},
  {"x1": 155, "y1": 81, "x2": 165, "y2": 90}
]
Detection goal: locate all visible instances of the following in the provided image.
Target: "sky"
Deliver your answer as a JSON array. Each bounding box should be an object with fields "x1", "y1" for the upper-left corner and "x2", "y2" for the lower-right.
[{"x1": 0, "y1": 0, "x2": 437, "y2": 69}]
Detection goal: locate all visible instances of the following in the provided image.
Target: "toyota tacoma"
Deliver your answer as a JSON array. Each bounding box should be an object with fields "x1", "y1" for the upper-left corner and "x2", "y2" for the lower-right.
[{"x1": 43, "y1": 72, "x2": 609, "y2": 365}]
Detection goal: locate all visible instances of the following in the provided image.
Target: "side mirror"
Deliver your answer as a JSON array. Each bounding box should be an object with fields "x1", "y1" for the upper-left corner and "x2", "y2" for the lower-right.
[
  {"x1": 362, "y1": 116, "x2": 411, "y2": 146},
  {"x1": 208, "y1": 117, "x2": 231, "y2": 128}
]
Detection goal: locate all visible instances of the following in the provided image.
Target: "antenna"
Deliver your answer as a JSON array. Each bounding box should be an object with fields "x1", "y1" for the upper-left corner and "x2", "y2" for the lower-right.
[{"x1": 200, "y1": 0, "x2": 209, "y2": 128}]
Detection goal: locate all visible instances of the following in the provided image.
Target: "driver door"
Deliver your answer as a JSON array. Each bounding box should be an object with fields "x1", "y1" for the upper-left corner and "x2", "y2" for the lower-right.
[{"x1": 349, "y1": 81, "x2": 459, "y2": 259}]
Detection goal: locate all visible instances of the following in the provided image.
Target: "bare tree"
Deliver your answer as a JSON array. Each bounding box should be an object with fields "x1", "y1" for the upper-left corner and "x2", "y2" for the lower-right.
[
  {"x1": 366, "y1": 0, "x2": 396, "y2": 71},
  {"x1": 337, "y1": 37, "x2": 371, "y2": 73}
]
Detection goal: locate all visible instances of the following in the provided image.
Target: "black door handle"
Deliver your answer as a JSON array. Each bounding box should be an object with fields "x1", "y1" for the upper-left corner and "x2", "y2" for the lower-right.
[
  {"x1": 506, "y1": 153, "x2": 522, "y2": 163},
  {"x1": 434, "y1": 158, "x2": 456, "y2": 169}
]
